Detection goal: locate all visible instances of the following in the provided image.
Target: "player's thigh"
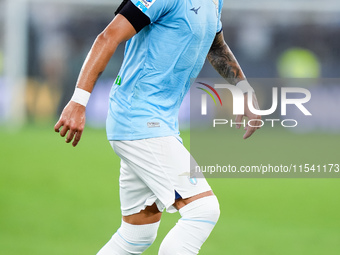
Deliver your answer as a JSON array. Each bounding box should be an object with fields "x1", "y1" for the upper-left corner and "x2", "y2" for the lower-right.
[
  {"x1": 123, "y1": 203, "x2": 162, "y2": 225},
  {"x1": 173, "y1": 190, "x2": 214, "y2": 210}
]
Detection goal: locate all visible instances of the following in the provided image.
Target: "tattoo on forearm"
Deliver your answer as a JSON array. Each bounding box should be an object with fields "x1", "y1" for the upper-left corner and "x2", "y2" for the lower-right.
[{"x1": 207, "y1": 32, "x2": 245, "y2": 85}]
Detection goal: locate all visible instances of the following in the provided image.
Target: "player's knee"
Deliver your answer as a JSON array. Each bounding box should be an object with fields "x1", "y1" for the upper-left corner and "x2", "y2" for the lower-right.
[
  {"x1": 203, "y1": 195, "x2": 220, "y2": 222},
  {"x1": 119, "y1": 221, "x2": 159, "y2": 250},
  {"x1": 181, "y1": 195, "x2": 220, "y2": 224},
  {"x1": 158, "y1": 196, "x2": 220, "y2": 255},
  {"x1": 207, "y1": 195, "x2": 220, "y2": 222},
  {"x1": 98, "y1": 221, "x2": 160, "y2": 255}
]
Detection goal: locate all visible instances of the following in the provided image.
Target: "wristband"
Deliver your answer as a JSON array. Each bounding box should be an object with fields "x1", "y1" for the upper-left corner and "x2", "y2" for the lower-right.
[
  {"x1": 236, "y1": 80, "x2": 254, "y2": 94},
  {"x1": 71, "y1": 88, "x2": 91, "y2": 107}
]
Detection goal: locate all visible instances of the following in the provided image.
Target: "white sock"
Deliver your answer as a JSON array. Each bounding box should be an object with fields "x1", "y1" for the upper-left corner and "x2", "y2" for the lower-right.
[
  {"x1": 159, "y1": 196, "x2": 220, "y2": 255},
  {"x1": 97, "y1": 221, "x2": 160, "y2": 255}
]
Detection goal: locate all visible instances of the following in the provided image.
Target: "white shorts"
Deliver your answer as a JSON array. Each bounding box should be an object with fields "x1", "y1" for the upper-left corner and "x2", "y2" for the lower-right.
[{"x1": 110, "y1": 136, "x2": 211, "y2": 216}]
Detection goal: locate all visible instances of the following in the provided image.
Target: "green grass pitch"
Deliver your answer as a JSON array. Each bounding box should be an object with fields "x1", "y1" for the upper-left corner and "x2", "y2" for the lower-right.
[{"x1": 0, "y1": 126, "x2": 339, "y2": 254}]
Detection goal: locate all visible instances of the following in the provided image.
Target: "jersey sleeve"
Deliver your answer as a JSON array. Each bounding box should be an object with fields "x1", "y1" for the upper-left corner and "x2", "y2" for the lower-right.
[
  {"x1": 130, "y1": 0, "x2": 173, "y2": 23},
  {"x1": 116, "y1": 0, "x2": 173, "y2": 33},
  {"x1": 216, "y1": 0, "x2": 224, "y2": 33},
  {"x1": 115, "y1": 0, "x2": 151, "y2": 33}
]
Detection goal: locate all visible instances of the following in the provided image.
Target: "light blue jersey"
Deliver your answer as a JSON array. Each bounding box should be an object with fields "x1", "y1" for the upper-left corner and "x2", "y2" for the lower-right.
[{"x1": 106, "y1": 0, "x2": 223, "y2": 140}]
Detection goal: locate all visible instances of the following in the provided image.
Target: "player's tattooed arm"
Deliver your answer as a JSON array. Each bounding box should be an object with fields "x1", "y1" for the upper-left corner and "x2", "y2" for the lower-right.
[{"x1": 207, "y1": 31, "x2": 246, "y2": 85}]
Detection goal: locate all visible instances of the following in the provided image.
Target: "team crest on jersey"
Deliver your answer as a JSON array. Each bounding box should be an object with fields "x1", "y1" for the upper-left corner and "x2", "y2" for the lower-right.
[{"x1": 136, "y1": 0, "x2": 157, "y2": 13}]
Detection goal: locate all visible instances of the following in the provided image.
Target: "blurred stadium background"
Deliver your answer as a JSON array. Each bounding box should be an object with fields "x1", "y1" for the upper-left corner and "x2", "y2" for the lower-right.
[{"x1": 0, "y1": 0, "x2": 339, "y2": 254}]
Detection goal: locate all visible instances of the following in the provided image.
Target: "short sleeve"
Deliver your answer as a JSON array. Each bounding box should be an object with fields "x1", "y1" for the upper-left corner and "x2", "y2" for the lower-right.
[
  {"x1": 130, "y1": 0, "x2": 172, "y2": 23},
  {"x1": 216, "y1": 0, "x2": 223, "y2": 33},
  {"x1": 117, "y1": 0, "x2": 151, "y2": 33}
]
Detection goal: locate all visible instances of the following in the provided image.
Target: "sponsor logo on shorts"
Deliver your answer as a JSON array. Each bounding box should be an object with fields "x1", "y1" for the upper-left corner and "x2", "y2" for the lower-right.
[
  {"x1": 147, "y1": 122, "x2": 160, "y2": 128},
  {"x1": 136, "y1": 0, "x2": 157, "y2": 13}
]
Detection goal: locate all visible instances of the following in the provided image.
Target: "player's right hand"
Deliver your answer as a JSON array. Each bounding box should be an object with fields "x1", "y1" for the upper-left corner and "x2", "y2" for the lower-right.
[{"x1": 54, "y1": 101, "x2": 86, "y2": 147}]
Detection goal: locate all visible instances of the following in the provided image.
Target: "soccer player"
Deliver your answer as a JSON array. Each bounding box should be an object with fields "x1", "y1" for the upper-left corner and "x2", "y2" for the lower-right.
[{"x1": 54, "y1": 0, "x2": 261, "y2": 254}]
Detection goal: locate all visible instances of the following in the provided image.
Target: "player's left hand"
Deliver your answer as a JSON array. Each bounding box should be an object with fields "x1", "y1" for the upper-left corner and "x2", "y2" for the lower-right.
[
  {"x1": 235, "y1": 93, "x2": 261, "y2": 139},
  {"x1": 54, "y1": 101, "x2": 86, "y2": 147}
]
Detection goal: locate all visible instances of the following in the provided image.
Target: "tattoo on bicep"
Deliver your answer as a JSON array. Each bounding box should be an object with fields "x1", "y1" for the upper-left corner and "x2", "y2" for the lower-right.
[{"x1": 208, "y1": 33, "x2": 245, "y2": 85}]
